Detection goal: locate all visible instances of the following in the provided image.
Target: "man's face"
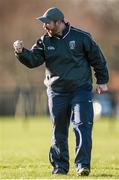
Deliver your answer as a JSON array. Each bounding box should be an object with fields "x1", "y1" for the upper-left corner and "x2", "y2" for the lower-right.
[{"x1": 43, "y1": 21, "x2": 59, "y2": 36}]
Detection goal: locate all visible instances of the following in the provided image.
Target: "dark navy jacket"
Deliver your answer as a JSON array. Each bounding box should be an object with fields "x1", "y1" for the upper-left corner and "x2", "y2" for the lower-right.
[{"x1": 16, "y1": 23, "x2": 109, "y2": 92}]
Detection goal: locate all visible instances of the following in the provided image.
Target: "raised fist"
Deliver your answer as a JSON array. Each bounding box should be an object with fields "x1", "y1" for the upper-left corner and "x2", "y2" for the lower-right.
[{"x1": 13, "y1": 40, "x2": 24, "y2": 53}]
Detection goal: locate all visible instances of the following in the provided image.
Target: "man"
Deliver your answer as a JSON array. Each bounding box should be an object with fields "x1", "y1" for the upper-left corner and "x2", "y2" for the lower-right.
[{"x1": 13, "y1": 7, "x2": 109, "y2": 176}]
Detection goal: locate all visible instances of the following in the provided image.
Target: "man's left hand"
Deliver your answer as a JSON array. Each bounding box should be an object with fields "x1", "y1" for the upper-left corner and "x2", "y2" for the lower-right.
[{"x1": 96, "y1": 84, "x2": 108, "y2": 94}]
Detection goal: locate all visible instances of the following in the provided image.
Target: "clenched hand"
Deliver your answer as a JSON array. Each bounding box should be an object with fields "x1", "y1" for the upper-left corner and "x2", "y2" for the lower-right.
[{"x1": 13, "y1": 40, "x2": 24, "y2": 53}]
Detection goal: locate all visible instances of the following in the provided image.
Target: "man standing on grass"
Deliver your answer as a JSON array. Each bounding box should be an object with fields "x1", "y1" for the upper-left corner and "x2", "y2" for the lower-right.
[{"x1": 13, "y1": 7, "x2": 109, "y2": 176}]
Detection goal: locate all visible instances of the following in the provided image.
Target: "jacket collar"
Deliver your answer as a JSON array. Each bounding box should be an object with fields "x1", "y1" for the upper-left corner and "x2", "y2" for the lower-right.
[{"x1": 55, "y1": 22, "x2": 70, "y2": 39}]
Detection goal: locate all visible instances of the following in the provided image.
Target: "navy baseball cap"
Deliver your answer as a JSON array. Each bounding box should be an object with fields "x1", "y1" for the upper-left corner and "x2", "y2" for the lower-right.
[{"x1": 36, "y1": 7, "x2": 64, "y2": 23}]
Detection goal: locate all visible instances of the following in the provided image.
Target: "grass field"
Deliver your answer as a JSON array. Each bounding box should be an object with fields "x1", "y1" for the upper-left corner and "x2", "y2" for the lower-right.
[{"x1": 0, "y1": 116, "x2": 119, "y2": 179}]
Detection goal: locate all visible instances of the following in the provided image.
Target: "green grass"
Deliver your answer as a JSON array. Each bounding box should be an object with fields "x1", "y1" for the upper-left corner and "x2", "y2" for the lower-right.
[{"x1": 0, "y1": 116, "x2": 119, "y2": 179}]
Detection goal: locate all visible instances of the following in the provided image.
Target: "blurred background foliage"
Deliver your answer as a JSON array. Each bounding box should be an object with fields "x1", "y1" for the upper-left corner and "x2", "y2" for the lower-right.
[{"x1": 0, "y1": 0, "x2": 119, "y2": 116}]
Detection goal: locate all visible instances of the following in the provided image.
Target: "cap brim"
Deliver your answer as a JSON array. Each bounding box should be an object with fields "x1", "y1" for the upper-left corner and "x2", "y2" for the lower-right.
[{"x1": 36, "y1": 16, "x2": 50, "y2": 23}]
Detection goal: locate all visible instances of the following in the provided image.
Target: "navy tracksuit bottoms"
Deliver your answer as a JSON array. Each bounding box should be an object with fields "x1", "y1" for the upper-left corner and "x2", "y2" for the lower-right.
[{"x1": 47, "y1": 88, "x2": 94, "y2": 173}]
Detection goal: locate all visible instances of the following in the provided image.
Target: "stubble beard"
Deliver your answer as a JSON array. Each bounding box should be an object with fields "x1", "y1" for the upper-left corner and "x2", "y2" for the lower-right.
[{"x1": 46, "y1": 26, "x2": 58, "y2": 36}]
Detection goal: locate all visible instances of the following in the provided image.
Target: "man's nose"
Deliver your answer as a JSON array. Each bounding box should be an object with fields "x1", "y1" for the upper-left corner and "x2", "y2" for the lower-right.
[
  {"x1": 43, "y1": 23, "x2": 46, "y2": 29},
  {"x1": 43, "y1": 23, "x2": 47, "y2": 28},
  {"x1": 43, "y1": 23, "x2": 50, "y2": 28}
]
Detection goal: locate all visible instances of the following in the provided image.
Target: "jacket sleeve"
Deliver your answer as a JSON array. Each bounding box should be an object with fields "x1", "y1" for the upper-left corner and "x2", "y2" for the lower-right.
[
  {"x1": 83, "y1": 34, "x2": 109, "y2": 84},
  {"x1": 15, "y1": 39, "x2": 45, "y2": 68}
]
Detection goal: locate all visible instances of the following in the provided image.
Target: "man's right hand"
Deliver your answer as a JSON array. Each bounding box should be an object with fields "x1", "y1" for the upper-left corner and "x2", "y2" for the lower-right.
[{"x1": 13, "y1": 40, "x2": 24, "y2": 53}]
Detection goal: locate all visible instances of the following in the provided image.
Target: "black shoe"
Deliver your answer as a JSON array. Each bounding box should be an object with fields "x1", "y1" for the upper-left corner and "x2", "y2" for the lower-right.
[
  {"x1": 52, "y1": 168, "x2": 67, "y2": 175},
  {"x1": 77, "y1": 167, "x2": 90, "y2": 176}
]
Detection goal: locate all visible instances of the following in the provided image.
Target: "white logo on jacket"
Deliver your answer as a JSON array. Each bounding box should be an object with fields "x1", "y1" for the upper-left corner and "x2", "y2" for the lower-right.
[
  {"x1": 47, "y1": 46, "x2": 55, "y2": 50},
  {"x1": 69, "y1": 40, "x2": 75, "y2": 50}
]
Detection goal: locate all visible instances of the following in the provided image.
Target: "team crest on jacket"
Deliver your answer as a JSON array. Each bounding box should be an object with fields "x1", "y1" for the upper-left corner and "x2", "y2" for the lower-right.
[{"x1": 69, "y1": 40, "x2": 75, "y2": 50}]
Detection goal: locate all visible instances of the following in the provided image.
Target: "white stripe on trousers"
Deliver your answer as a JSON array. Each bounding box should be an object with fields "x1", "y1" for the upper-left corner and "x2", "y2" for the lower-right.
[{"x1": 75, "y1": 127, "x2": 82, "y2": 159}]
